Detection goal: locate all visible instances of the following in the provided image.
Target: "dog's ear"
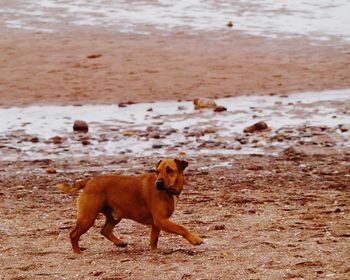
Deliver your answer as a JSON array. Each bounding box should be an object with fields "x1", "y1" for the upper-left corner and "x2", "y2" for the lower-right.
[
  {"x1": 156, "y1": 160, "x2": 162, "y2": 169},
  {"x1": 175, "y1": 159, "x2": 188, "y2": 171}
]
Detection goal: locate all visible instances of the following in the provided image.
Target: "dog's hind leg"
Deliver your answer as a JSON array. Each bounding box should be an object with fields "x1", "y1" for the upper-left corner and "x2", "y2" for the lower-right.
[
  {"x1": 70, "y1": 194, "x2": 103, "y2": 254},
  {"x1": 101, "y1": 207, "x2": 128, "y2": 248}
]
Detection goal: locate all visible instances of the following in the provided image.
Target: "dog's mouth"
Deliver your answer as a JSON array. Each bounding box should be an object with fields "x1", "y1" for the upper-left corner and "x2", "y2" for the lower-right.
[{"x1": 156, "y1": 180, "x2": 181, "y2": 195}]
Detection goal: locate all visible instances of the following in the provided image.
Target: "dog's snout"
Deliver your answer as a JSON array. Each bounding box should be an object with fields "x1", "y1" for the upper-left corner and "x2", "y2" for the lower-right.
[{"x1": 156, "y1": 179, "x2": 165, "y2": 190}]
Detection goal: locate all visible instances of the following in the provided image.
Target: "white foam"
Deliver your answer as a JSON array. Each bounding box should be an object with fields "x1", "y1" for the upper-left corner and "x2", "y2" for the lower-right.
[{"x1": 1, "y1": 0, "x2": 350, "y2": 41}]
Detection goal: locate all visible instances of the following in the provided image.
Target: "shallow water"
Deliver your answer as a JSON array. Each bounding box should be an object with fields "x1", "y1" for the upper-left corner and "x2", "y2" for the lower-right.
[
  {"x1": 1, "y1": 89, "x2": 349, "y2": 161},
  {"x1": 1, "y1": 0, "x2": 350, "y2": 41}
]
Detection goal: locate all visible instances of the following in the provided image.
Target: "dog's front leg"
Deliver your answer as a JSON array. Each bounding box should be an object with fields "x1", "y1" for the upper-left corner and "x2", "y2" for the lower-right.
[
  {"x1": 150, "y1": 225, "x2": 160, "y2": 250},
  {"x1": 154, "y1": 219, "x2": 202, "y2": 245}
]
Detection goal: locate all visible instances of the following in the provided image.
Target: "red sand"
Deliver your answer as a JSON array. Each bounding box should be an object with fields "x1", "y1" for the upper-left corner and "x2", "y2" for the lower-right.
[
  {"x1": 1, "y1": 27, "x2": 349, "y2": 107},
  {"x1": 1, "y1": 18, "x2": 350, "y2": 280}
]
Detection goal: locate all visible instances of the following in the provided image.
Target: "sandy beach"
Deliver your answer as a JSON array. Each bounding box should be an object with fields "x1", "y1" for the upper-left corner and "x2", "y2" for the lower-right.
[
  {"x1": 1, "y1": 1, "x2": 350, "y2": 279},
  {"x1": 1, "y1": 27, "x2": 350, "y2": 107}
]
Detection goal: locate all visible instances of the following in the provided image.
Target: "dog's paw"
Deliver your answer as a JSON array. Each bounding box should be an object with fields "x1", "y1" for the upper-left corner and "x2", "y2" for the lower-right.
[
  {"x1": 115, "y1": 241, "x2": 128, "y2": 248},
  {"x1": 189, "y1": 234, "x2": 203, "y2": 246},
  {"x1": 72, "y1": 246, "x2": 88, "y2": 254}
]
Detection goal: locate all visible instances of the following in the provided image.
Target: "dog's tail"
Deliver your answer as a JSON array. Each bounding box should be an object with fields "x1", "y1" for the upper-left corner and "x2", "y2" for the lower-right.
[{"x1": 57, "y1": 178, "x2": 90, "y2": 194}]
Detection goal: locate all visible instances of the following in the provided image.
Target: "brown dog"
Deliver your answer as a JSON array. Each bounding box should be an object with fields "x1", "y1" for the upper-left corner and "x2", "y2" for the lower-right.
[{"x1": 57, "y1": 159, "x2": 203, "y2": 253}]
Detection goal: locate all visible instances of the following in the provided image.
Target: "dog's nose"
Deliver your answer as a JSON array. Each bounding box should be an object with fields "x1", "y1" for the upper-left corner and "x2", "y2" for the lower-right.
[{"x1": 156, "y1": 179, "x2": 165, "y2": 190}]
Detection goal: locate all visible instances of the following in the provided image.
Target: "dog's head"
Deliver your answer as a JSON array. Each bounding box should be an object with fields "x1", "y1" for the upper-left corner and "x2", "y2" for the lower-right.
[{"x1": 155, "y1": 159, "x2": 188, "y2": 195}]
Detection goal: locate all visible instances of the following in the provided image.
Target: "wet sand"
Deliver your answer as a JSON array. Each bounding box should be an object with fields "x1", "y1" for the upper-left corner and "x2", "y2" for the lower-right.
[
  {"x1": 1, "y1": 89, "x2": 350, "y2": 161},
  {"x1": 1, "y1": 27, "x2": 350, "y2": 107}
]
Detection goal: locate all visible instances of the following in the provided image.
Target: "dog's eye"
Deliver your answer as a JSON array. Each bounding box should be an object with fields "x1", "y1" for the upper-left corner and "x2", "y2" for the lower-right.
[{"x1": 166, "y1": 167, "x2": 174, "y2": 174}]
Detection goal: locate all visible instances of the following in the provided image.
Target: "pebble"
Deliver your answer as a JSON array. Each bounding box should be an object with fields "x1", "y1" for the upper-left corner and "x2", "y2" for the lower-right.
[
  {"x1": 123, "y1": 130, "x2": 135, "y2": 137},
  {"x1": 244, "y1": 121, "x2": 269, "y2": 133},
  {"x1": 339, "y1": 124, "x2": 350, "y2": 132},
  {"x1": 73, "y1": 120, "x2": 88, "y2": 132},
  {"x1": 163, "y1": 128, "x2": 177, "y2": 135},
  {"x1": 271, "y1": 133, "x2": 286, "y2": 142},
  {"x1": 212, "y1": 224, "x2": 226, "y2": 230},
  {"x1": 87, "y1": 54, "x2": 102, "y2": 59},
  {"x1": 24, "y1": 136, "x2": 39, "y2": 143},
  {"x1": 152, "y1": 143, "x2": 164, "y2": 149},
  {"x1": 177, "y1": 106, "x2": 187, "y2": 111},
  {"x1": 201, "y1": 127, "x2": 217, "y2": 134},
  {"x1": 149, "y1": 132, "x2": 161, "y2": 139},
  {"x1": 46, "y1": 167, "x2": 57, "y2": 174},
  {"x1": 50, "y1": 136, "x2": 63, "y2": 145},
  {"x1": 193, "y1": 98, "x2": 217, "y2": 109},
  {"x1": 81, "y1": 140, "x2": 90, "y2": 145},
  {"x1": 214, "y1": 106, "x2": 227, "y2": 112},
  {"x1": 227, "y1": 21, "x2": 234, "y2": 28}
]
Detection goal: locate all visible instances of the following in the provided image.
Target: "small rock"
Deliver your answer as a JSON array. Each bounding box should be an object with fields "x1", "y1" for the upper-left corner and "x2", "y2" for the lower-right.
[
  {"x1": 201, "y1": 127, "x2": 217, "y2": 134},
  {"x1": 193, "y1": 98, "x2": 217, "y2": 110},
  {"x1": 73, "y1": 120, "x2": 88, "y2": 132},
  {"x1": 221, "y1": 251, "x2": 230, "y2": 257},
  {"x1": 123, "y1": 130, "x2": 134, "y2": 137},
  {"x1": 146, "y1": 126, "x2": 157, "y2": 132},
  {"x1": 87, "y1": 54, "x2": 102, "y2": 59},
  {"x1": 163, "y1": 128, "x2": 177, "y2": 135},
  {"x1": 47, "y1": 167, "x2": 57, "y2": 174},
  {"x1": 180, "y1": 273, "x2": 192, "y2": 280},
  {"x1": 50, "y1": 136, "x2": 63, "y2": 144},
  {"x1": 81, "y1": 140, "x2": 90, "y2": 145},
  {"x1": 149, "y1": 132, "x2": 161, "y2": 139},
  {"x1": 152, "y1": 143, "x2": 164, "y2": 149},
  {"x1": 214, "y1": 106, "x2": 227, "y2": 112},
  {"x1": 227, "y1": 21, "x2": 234, "y2": 28},
  {"x1": 272, "y1": 133, "x2": 286, "y2": 142},
  {"x1": 339, "y1": 124, "x2": 350, "y2": 132},
  {"x1": 186, "y1": 131, "x2": 203, "y2": 138},
  {"x1": 244, "y1": 121, "x2": 269, "y2": 133},
  {"x1": 213, "y1": 224, "x2": 226, "y2": 230},
  {"x1": 118, "y1": 101, "x2": 135, "y2": 108},
  {"x1": 254, "y1": 142, "x2": 264, "y2": 148},
  {"x1": 25, "y1": 136, "x2": 39, "y2": 143},
  {"x1": 237, "y1": 138, "x2": 248, "y2": 145},
  {"x1": 89, "y1": 271, "x2": 103, "y2": 276}
]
